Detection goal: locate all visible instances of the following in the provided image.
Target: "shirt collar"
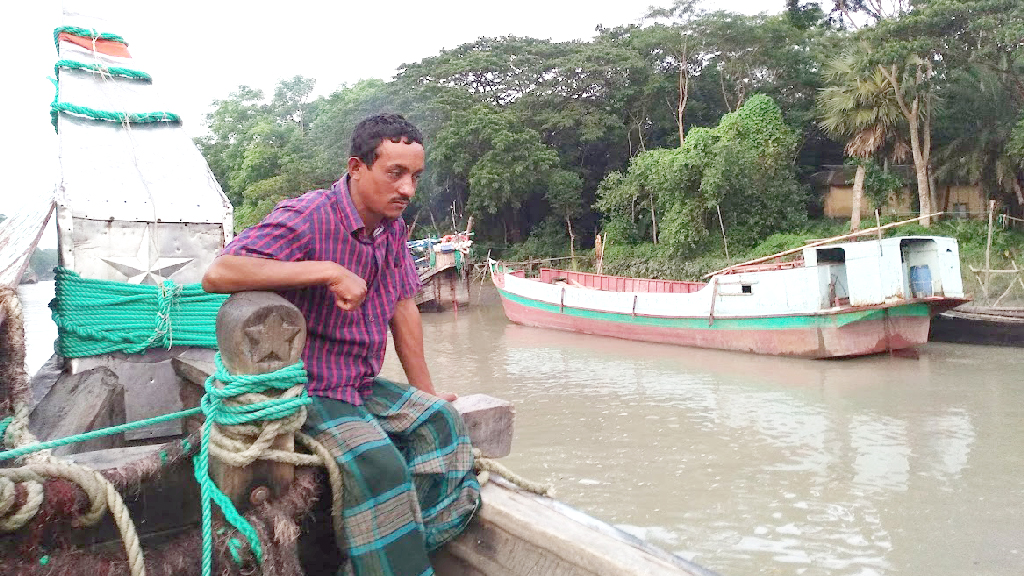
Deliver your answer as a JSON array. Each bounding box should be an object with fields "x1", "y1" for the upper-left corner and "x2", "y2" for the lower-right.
[{"x1": 333, "y1": 175, "x2": 388, "y2": 240}]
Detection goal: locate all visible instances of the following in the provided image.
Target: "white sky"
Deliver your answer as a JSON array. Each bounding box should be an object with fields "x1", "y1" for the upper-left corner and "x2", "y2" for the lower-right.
[{"x1": 5, "y1": 0, "x2": 785, "y2": 247}]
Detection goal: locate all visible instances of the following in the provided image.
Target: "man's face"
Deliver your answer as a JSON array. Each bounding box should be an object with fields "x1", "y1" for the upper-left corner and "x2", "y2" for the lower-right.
[{"x1": 349, "y1": 138, "x2": 425, "y2": 226}]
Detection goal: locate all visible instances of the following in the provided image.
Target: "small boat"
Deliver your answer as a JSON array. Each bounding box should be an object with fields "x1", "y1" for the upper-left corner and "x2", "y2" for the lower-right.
[
  {"x1": 490, "y1": 236, "x2": 970, "y2": 358},
  {"x1": 408, "y1": 232, "x2": 473, "y2": 311},
  {"x1": 930, "y1": 305, "x2": 1024, "y2": 347}
]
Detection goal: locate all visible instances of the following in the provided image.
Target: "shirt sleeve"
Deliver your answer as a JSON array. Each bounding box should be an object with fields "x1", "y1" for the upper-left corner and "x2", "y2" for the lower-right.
[
  {"x1": 221, "y1": 199, "x2": 311, "y2": 262},
  {"x1": 394, "y1": 220, "x2": 421, "y2": 301}
]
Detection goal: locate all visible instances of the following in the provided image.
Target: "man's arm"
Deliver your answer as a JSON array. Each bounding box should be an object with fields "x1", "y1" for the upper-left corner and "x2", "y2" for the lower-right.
[
  {"x1": 202, "y1": 254, "x2": 367, "y2": 311},
  {"x1": 390, "y1": 297, "x2": 456, "y2": 401}
]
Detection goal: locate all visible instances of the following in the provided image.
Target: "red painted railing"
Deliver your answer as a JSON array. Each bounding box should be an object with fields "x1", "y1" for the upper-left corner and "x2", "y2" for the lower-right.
[{"x1": 538, "y1": 268, "x2": 705, "y2": 293}]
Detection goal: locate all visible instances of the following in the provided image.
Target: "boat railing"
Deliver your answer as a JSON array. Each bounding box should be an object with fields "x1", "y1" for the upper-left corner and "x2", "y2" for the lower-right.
[{"x1": 538, "y1": 268, "x2": 704, "y2": 293}]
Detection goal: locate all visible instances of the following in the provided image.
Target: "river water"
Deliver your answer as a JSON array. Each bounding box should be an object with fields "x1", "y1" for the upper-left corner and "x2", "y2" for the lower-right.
[{"x1": 15, "y1": 280, "x2": 1024, "y2": 576}]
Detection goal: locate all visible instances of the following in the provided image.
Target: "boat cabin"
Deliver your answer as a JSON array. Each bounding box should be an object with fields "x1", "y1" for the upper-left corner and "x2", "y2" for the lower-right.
[
  {"x1": 799, "y1": 236, "x2": 964, "y2": 308},
  {"x1": 707, "y1": 236, "x2": 965, "y2": 315}
]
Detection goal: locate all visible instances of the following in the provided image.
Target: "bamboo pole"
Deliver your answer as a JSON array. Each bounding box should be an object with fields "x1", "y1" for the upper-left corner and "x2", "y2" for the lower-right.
[
  {"x1": 716, "y1": 205, "x2": 730, "y2": 260},
  {"x1": 985, "y1": 200, "x2": 995, "y2": 301},
  {"x1": 702, "y1": 212, "x2": 944, "y2": 279}
]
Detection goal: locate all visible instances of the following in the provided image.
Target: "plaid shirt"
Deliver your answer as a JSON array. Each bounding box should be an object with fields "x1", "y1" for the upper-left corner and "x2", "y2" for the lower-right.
[{"x1": 221, "y1": 176, "x2": 420, "y2": 405}]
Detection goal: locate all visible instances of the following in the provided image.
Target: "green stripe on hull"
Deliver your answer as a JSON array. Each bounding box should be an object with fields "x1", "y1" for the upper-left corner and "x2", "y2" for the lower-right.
[{"x1": 497, "y1": 288, "x2": 931, "y2": 331}]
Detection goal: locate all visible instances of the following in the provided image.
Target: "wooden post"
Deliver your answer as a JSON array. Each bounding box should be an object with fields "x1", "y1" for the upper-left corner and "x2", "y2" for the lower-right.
[
  {"x1": 985, "y1": 199, "x2": 995, "y2": 301},
  {"x1": 213, "y1": 291, "x2": 307, "y2": 508},
  {"x1": 716, "y1": 205, "x2": 729, "y2": 260},
  {"x1": 876, "y1": 209, "x2": 883, "y2": 255}
]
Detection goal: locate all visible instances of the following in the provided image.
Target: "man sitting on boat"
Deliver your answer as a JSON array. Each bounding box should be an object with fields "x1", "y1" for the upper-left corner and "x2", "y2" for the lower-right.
[{"x1": 202, "y1": 113, "x2": 480, "y2": 575}]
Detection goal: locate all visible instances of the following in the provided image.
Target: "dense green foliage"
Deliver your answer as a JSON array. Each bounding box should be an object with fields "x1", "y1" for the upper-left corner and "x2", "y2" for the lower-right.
[
  {"x1": 195, "y1": 0, "x2": 1023, "y2": 280},
  {"x1": 596, "y1": 95, "x2": 807, "y2": 249}
]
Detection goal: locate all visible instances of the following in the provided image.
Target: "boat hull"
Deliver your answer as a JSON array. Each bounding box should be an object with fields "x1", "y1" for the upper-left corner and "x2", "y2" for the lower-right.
[
  {"x1": 496, "y1": 287, "x2": 940, "y2": 359},
  {"x1": 929, "y1": 307, "x2": 1024, "y2": 348}
]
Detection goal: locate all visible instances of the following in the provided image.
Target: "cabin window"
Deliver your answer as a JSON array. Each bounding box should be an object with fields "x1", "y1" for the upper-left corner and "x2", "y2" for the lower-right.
[
  {"x1": 953, "y1": 203, "x2": 969, "y2": 220},
  {"x1": 741, "y1": 284, "x2": 752, "y2": 294},
  {"x1": 817, "y1": 247, "x2": 845, "y2": 264}
]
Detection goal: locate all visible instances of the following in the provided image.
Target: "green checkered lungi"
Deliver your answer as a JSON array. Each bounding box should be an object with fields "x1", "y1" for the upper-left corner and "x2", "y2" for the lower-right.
[{"x1": 303, "y1": 377, "x2": 481, "y2": 576}]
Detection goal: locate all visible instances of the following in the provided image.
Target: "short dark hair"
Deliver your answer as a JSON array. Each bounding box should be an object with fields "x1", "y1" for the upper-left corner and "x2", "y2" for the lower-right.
[{"x1": 350, "y1": 113, "x2": 424, "y2": 167}]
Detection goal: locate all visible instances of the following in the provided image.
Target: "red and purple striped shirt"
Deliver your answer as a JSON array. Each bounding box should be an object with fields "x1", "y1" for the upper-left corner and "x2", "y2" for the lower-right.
[{"x1": 221, "y1": 176, "x2": 420, "y2": 405}]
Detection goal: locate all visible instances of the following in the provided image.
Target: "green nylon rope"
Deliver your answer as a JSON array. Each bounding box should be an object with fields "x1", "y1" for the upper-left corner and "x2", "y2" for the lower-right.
[
  {"x1": 0, "y1": 355, "x2": 310, "y2": 576},
  {"x1": 53, "y1": 26, "x2": 127, "y2": 48},
  {"x1": 56, "y1": 59, "x2": 152, "y2": 82},
  {"x1": 0, "y1": 409, "x2": 201, "y2": 462},
  {"x1": 50, "y1": 268, "x2": 227, "y2": 357},
  {"x1": 50, "y1": 27, "x2": 179, "y2": 131},
  {"x1": 194, "y1": 354, "x2": 310, "y2": 575},
  {"x1": 51, "y1": 102, "x2": 180, "y2": 127}
]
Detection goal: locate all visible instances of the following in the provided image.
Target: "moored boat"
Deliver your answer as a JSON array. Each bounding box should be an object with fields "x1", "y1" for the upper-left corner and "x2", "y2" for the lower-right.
[
  {"x1": 409, "y1": 232, "x2": 474, "y2": 311},
  {"x1": 929, "y1": 305, "x2": 1024, "y2": 347},
  {"x1": 490, "y1": 236, "x2": 970, "y2": 358}
]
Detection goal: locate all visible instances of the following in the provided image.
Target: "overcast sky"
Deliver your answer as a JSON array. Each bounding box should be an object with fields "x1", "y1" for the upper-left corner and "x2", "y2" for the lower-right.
[{"x1": 5, "y1": 0, "x2": 785, "y2": 246}]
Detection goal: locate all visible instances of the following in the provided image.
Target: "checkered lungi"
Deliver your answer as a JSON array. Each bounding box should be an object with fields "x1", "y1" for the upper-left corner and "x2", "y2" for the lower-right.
[{"x1": 302, "y1": 377, "x2": 481, "y2": 576}]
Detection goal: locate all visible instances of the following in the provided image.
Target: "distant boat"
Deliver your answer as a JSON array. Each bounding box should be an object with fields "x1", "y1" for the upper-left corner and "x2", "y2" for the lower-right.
[
  {"x1": 491, "y1": 236, "x2": 969, "y2": 358},
  {"x1": 930, "y1": 305, "x2": 1024, "y2": 347},
  {"x1": 408, "y1": 232, "x2": 473, "y2": 311}
]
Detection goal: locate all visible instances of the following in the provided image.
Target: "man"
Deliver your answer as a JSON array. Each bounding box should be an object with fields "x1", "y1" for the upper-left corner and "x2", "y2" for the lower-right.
[{"x1": 202, "y1": 113, "x2": 480, "y2": 575}]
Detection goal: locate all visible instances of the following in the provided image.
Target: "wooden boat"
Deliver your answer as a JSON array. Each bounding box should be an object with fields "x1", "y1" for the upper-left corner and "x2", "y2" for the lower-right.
[
  {"x1": 490, "y1": 236, "x2": 970, "y2": 358},
  {"x1": 409, "y1": 233, "x2": 473, "y2": 312},
  {"x1": 930, "y1": 305, "x2": 1024, "y2": 347},
  {"x1": 0, "y1": 4, "x2": 717, "y2": 576}
]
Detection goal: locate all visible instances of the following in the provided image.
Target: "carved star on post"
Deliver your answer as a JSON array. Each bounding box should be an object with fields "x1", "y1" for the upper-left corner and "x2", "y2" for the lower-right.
[{"x1": 244, "y1": 312, "x2": 301, "y2": 365}]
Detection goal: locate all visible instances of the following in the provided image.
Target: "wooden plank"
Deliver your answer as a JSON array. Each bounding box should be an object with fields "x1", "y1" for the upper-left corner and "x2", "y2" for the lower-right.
[
  {"x1": 29, "y1": 366, "x2": 126, "y2": 456},
  {"x1": 451, "y1": 395, "x2": 514, "y2": 458},
  {"x1": 433, "y1": 478, "x2": 718, "y2": 576},
  {"x1": 63, "y1": 444, "x2": 201, "y2": 548},
  {"x1": 0, "y1": 196, "x2": 55, "y2": 288}
]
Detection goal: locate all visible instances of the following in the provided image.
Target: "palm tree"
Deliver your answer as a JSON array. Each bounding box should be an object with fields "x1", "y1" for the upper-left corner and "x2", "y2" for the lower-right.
[{"x1": 818, "y1": 52, "x2": 908, "y2": 231}]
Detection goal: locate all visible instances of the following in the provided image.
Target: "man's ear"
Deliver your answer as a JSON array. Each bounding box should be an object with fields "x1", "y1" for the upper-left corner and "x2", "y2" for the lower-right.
[{"x1": 347, "y1": 156, "x2": 363, "y2": 178}]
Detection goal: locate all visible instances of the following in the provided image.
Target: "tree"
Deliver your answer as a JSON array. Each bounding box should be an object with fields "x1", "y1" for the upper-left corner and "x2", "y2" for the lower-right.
[
  {"x1": 933, "y1": 67, "x2": 1024, "y2": 210},
  {"x1": 829, "y1": 0, "x2": 911, "y2": 29},
  {"x1": 644, "y1": 0, "x2": 707, "y2": 146},
  {"x1": 546, "y1": 170, "x2": 585, "y2": 264},
  {"x1": 873, "y1": 55, "x2": 936, "y2": 225},
  {"x1": 597, "y1": 95, "x2": 806, "y2": 250},
  {"x1": 196, "y1": 78, "x2": 332, "y2": 230},
  {"x1": 817, "y1": 51, "x2": 907, "y2": 230},
  {"x1": 875, "y1": 0, "x2": 1024, "y2": 215},
  {"x1": 429, "y1": 104, "x2": 558, "y2": 243}
]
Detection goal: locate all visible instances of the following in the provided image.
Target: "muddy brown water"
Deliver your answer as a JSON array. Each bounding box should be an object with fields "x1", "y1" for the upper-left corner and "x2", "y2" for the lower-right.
[{"x1": 18, "y1": 280, "x2": 1024, "y2": 576}]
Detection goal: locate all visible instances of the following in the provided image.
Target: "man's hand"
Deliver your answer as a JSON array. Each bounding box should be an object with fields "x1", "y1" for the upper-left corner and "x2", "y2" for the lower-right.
[
  {"x1": 435, "y1": 391, "x2": 458, "y2": 402},
  {"x1": 326, "y1": 264, "x2": 367, "y2": 310}
]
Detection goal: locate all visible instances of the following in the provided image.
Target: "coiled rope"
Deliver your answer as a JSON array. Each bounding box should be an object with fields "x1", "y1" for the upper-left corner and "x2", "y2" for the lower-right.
[
  {"x1": 0, "y1": 287, "x2": 146, "y2": 575},
  {"x1": 50, "y1": 267, "x2": 227, "y2": 357}
]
